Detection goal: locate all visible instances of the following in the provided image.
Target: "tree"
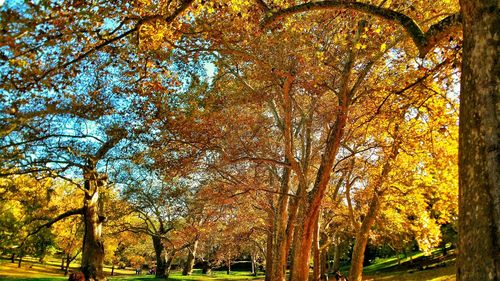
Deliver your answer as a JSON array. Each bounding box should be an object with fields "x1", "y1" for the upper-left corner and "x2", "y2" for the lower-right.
[
  {"x1": 1, "y1": 0, "x2": 497, "y2": 280},
  {"x1": 457, "y1": 1, "x2": 499, "y2": 280}
]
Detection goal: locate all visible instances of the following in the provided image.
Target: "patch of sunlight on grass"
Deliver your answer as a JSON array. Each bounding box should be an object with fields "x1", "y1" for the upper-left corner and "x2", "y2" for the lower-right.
[
  {"x1": 0, "y1": 260, "x2": 66, "y2": 278},
  {"x1": 363, "y1": 264, "x2": 456, "y2": 281}
]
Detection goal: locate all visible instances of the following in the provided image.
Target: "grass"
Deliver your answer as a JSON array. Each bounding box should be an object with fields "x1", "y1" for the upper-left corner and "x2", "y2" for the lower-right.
[
  {"x1": 0, "y1": 258, "x2": 264, "y2": 281},
  {"x1": 0, "y1": 250, "x2": 456, "y2": 281},
  {"x1": 361, "y1": 248, "x2": 456, "y2": 281}
]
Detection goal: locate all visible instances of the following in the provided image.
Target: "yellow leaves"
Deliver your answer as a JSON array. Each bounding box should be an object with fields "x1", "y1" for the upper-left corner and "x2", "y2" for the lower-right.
[
  {"x1": 380, "y1": 43, "x2": 387, "y2": 52},
  {"x1": 355, "y1": 43, "x2": 367, "y2": 50}
]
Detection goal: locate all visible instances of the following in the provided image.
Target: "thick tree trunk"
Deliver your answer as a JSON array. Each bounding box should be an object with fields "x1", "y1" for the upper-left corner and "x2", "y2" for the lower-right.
[
  {"x1": 81, "y1": 187, "x2": 106, "y2": 280},
  {"x1": 152, "y1": 235, "x2": 167, "y2": 278},
  {"x1": 271, "y1": 168, "x2": 292, "y2": 281},
  {"x1": 182, "y1": 238, "x2": 198, "y2": 276},
  {"x1": 348, "y1": 191, "x2": 381, "y2": 281},
  {"x1": 18, "y1": 255, "x2": 22, "y2": 268},
  {"x1": 312, "y1": 215, "x2": 321, "y2": 281},
  {"x1": 265, "y1": 227, "x2": 274, "y2": 281},
  {"x1": 11, "y1": 253, "x2": 15, "y2": 263},
  {"x1": 349, "y1": 232, "x2": 369, "y2": 281},
  {"x1": 226, "y1": 258, "x2": 231, "y2": 274},
  {"x1": 289, "y1": 207, "x2": 318, "y2": 281},
  {"x1": 202, "y1": 261, "x2": 212, "y2": 274},
  {"x1": 458, "y1": 1, "x2": 499, "y2": 280}
]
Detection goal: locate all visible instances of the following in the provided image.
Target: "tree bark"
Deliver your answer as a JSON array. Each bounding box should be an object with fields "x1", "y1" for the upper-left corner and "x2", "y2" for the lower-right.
[
  {"x1": 81, "y1": 173, "x2": 106, "y2": 281},
  {"x1": 202, "y1": 260, "x2": 212, "y2": 274},
  {"x1": 251, "y1": 252, "x2": 257, "y2": 276},
  {"x1": 18, "y1": 255, "x2": 22, "y2": 268},
  {"x1": 265, "y1": 226, "x2": 274, "y2": 281},
  {"x1": 319, "y1": 247, "x2": 328, "y2": 281},
  {"x1": 332, "y1": 239, "x2": 341, "y2": 273},
  {"x1": 65, "y1": 255, "x2": 71, "y2": 276},
  {"x1": 152, "y1": 235, "x2": 167, "y2": 278},
  {"x1": 182, "y1": 238, "x2": 198, "y2": 276},
  {"x1": 348, "y1": 191, "x2": 381, "y2": 281},
  {"x1": 165, "y1": 253, "x2": 175, "y2": 279},
  {"x1": 312, "y1": 215, "x2": 321, "y2": 281},
  {"x1": 458, "y1": 1, "x2": 499, "y2": 280},
  {"x1": 289, "y1": 207, "x2": 319, "y2": 281},
  {"x1": 271, "y1": 167, "x2": 292, "y2": 281}
]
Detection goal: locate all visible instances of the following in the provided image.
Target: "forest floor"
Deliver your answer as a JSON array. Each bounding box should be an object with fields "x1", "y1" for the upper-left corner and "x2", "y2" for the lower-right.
[{"x1": 0, "y1": 250, "x2": 456, "y2": 281}]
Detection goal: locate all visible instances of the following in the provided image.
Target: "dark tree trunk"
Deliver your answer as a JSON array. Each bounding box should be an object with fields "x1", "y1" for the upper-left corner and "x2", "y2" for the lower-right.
[
  {"x1": 65, "y1": 255, "x2": 71, "y2": 276},
  {"x1": 111, "y1": 264, "x2": 114, "y2": 276},
  {"x1": 11, "y1": 253, "x2": 15, "y2": 263},
  {"x1": 319, "y1": 243, "x2": 328, "y2": 280},
  {"x1": 226, "y1": 258, "x2": 231, "y2": 274},
  {"x1": 152, "y1": 235, "x2": 167, "y2": 278},
  {"x1": 332, "y1": 240, "x2": 341, "y2": 273},
  {"x1": 458, "y1": 1, "x2": 500, "y2": 280},
  {"x1": 202, "y1": 261, "x2": 212, "y2": 274},
  {"x1": 18, "y1": 255, "x2": 22, "y2": 268},
  {"x1": 265, "y1": 227, "x2": 274, "y2": 281},
  {"x1": 182, "y1": 238, "x2": 198, "y2": 276}
]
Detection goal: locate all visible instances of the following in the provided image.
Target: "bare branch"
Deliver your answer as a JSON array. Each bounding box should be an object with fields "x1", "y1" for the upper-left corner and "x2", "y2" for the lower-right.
[{"x1": 28, "y1": 208, "x2": 85, "y2": 237}]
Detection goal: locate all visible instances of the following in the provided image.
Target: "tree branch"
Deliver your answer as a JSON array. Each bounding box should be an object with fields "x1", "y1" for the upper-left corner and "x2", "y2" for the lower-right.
[
  {"x1": 261, "y1": 1, "x2": 461, "y2": 57},
  {"x1": 28, "y1": 208, "x2": 85, "y2": 237}
]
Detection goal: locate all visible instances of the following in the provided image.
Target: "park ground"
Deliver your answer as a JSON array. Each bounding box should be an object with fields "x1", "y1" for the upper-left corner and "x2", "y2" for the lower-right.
[{"x1": 0, "y1": 250, "x2": 456, "y2": 281}]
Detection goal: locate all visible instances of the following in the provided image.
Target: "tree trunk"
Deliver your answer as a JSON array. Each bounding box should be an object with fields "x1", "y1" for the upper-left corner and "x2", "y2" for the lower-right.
[
  {"x1": 332, "y1": 240, "x2": 341, "y2": 273},
  {"x1": 17, "y1": 255, "x2": 22, "y2": 268},
  {"x1": 152, "y1": 235, "x2": 167, "y2": 278},
  {"x1": 81, "y1": 173, "x2": 106, "y2": 281},
  {"x1": 61, "y1": 257, "x2": 65, "y2": 270},
  {"x1": 265, "y1": 227, "x2": 274, "y2": 281},
  {"x1": 348, "y1": 191, "x2": 381, "y2": 281},
  {"x1": 312, "y1": 215, "x2": 321, "y2": 281},
  {"x1": 251, "y1": 252, "x2": 257, "y2": 276},
  {"x1": 111, "y1": 264, "x2": 114, "y2": 276},
  {"x1": 202, "y1": 261, "x2": 212, "y2": 274},
  {"x1": 226, "y1": 258, "x2": 231, "y2": 274},
  {"x1": 289, "y1": 206, "x2": 319, "y2": 281},
  {"x1": 182, "y1": 238, "x2": 198, "y2": 276},
  {"x1": 165, "y1": 254, "x2": 175, "y2": 279},
  {"x1": 65, "y1": 255, "x2": 71, "y2": 276},
  {"x1": 271, "y1": 168, "x2": 292, "y2": 281},
  {"x1": 11, "y1": 253, "x2": 15, "y2": 263},
  {"x1": 458, "y1": 1, "x2": 499, "y2": 281},
  {"x1": 319, "y1": 247, "x2": 328, "y2": 281}
]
